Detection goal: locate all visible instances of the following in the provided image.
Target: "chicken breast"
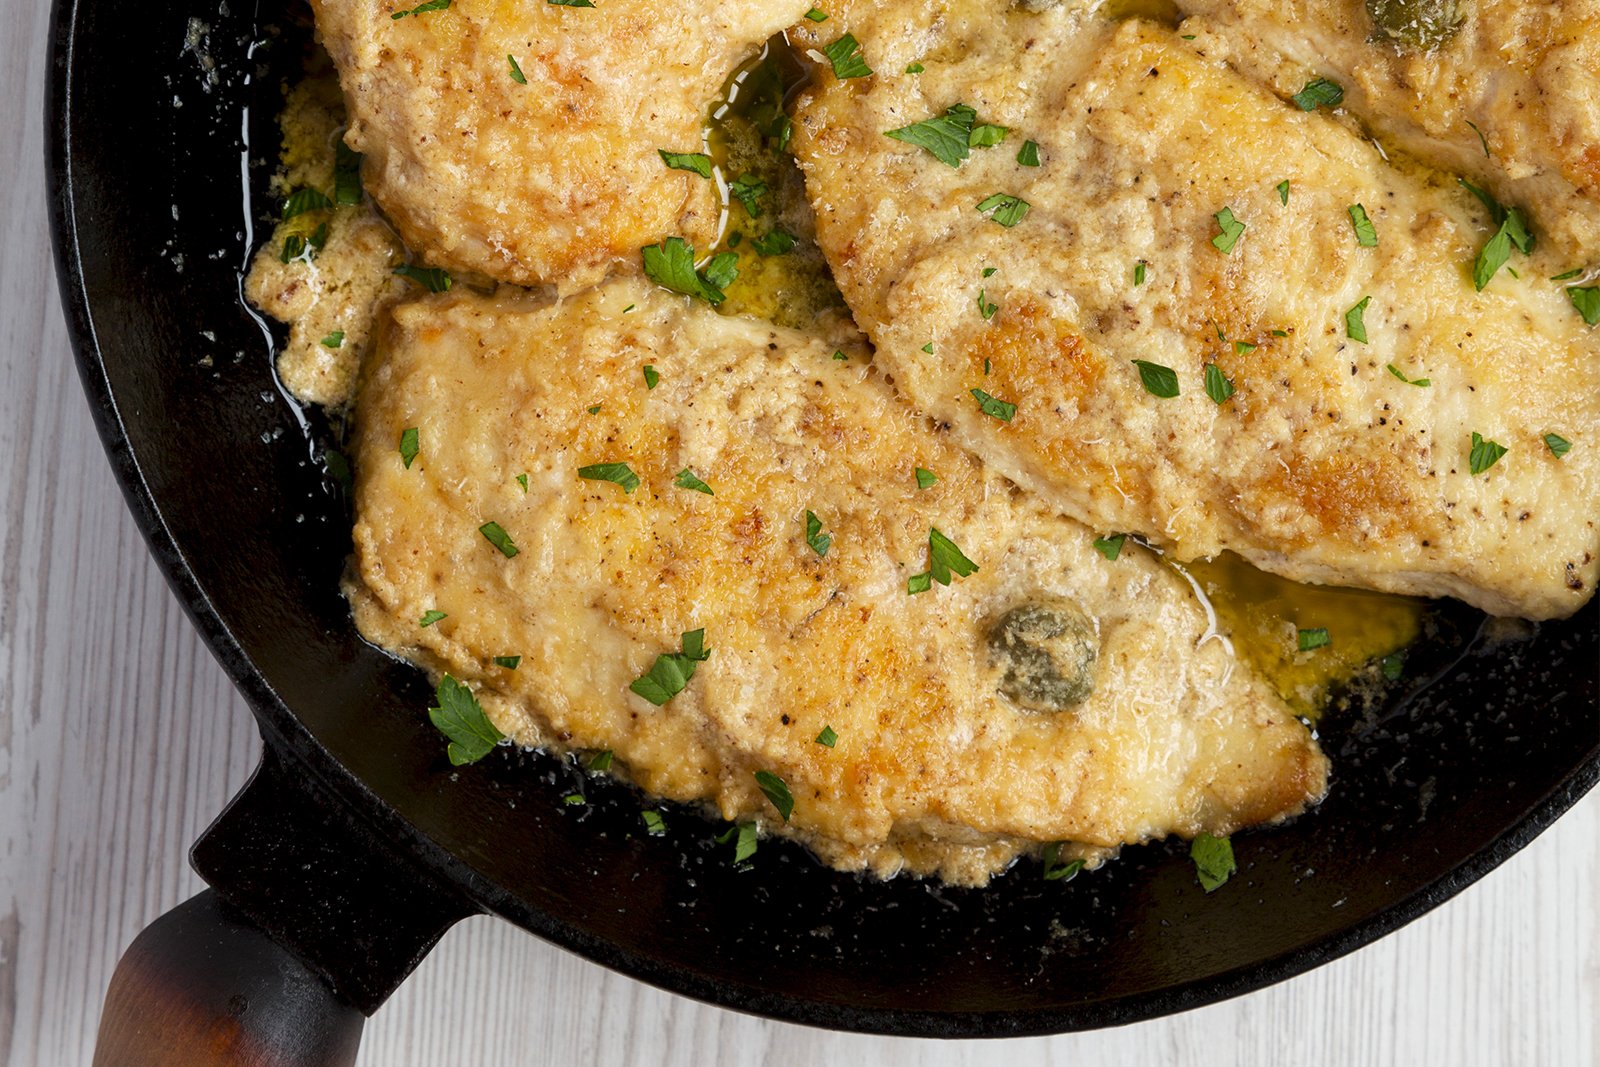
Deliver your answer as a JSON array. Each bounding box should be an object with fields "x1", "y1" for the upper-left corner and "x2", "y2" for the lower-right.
[
  {"x1": 346, "y1": 278, "x2": 1327, "y2": 885},
  {"x1": 790, "y1": 8, "x2": 1600, "y2": 620},
  {"x1": 1172, "y1": 0, "x2": 1600, "y2": 257},
  {"x1": 310, "y1": 0, "x2": 809, "y2": 291}
]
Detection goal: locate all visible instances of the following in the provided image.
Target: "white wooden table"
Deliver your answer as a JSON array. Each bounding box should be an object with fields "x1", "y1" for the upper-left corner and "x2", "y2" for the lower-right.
[{"x1": 4, "y1": 0, "x2": 1597, "y2": 1061}]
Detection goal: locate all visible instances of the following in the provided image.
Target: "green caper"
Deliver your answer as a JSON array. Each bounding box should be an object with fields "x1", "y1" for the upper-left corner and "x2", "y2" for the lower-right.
[
  {"x1": 986, "y1": 599, "x2": 1099, "y2": 712},
  {"x1": 1366, "y1": 0, "x2": 1462, "y2": 50}
]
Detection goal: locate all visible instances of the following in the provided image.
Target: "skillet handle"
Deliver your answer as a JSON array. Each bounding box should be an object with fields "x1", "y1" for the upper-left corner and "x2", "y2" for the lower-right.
[{"x1": 93, "y1": 889, "x2": 364, "y2": 1067}]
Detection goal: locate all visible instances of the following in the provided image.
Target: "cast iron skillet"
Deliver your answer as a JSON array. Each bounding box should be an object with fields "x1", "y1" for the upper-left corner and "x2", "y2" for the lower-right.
[{"x1": 46, "y1": 0, "x2": 1600, "y2": 1061}]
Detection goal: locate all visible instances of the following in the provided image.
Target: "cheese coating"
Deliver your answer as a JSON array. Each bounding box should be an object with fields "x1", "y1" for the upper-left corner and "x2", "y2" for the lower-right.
[
  {"x1": 347, "y1": 279, "x2": 1327, "y2": 884},
  {"x1": 309, "y1": 0, "x2": 811, "y2": 290},
  {"x1": 1172, "y1": 0, "x2": 1600, "y2": 257},
  {"x1": 791, "y1": 9, "x2": 1600, "y2": 619}
]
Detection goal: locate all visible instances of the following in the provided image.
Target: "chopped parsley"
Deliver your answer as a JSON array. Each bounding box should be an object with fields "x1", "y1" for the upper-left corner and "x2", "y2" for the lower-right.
[
  {"x1": 804, "y1": 510, "x2": 832, "y2": 556},
  {"x1": 821, "y1": 33, "x2": 872, "y2": 79},
  {"x1": 281, "y1": 187, "x2": 332, "y2": 220},
  {"x1": 832, "y1": 350, "x2": 848, "y2": 361},
  {"x1": 1345, "y1": 296, "x2": 1371, "y2": 344},
  {"x1": 815, "y1": 725, "x2": 838, "y2": 747},
  {"x1": 1386, "y1": 364, "x2": 1430, "y2": 387},
  {"x1": 804, "y1": 7, "x2": 828, "y2": 20},
  {"x1": 586, "y1": 749, "x2": 613, "y2": 771},
  {"x1": 886, "y1": 104, "x2": 980, "y2": 168},
  {"x1": 515, "y1": 473, "x2": 529, "y2": 492},
  {"x1": 643, "y1": 364, "x2": 660, "y2": 389},
  {"x1": 1460, "y1": 180, "x2": 1533, "y2": 290},
  {"x1": 1092, "y1": 534, "x2": 1126, "y2": 561},
  {"x1": 1297, "y1": 627, "x2": 1331, "y2": 651},
  {"x1": 1233, "y1": 341, "x2": 1256, "y2": 355},
  {"x1": 563, "y1": 793, "x2": 585, "y2": 806},
  {"x1": 915, "y1": 467, "x2": 938, "y2": 489},
  {"x1": 727, "y1": 173, "x2": 768, "y2": 217},
  {"x1": 334, "y1": 140, "x2": 363, "y2": 205},
  {"x1": 1347, "y1": 204, "x2": 1378, "y2": 247},
  {"x1": 546, "y1": 0, "x2": 594, "y2": 6},
  {"x1": 970, "y1": 388, "x2": 1016, "y2": 421},
  {"x1": 641, "y1": 811, "x2": 666, "y2": 836},
  {"x1": 968, "y1": 123, "x2": 1008, "y2": 147},
  {"x1": 641, "y1": 237, "x2": 729, "y2": 304},
  {"x1": 1017, "y1": 139, "x2": 1041, "y2": 167},
  {"x1": 1211, "y1": 207, "x2": 1245, "y2": 254},
  {"x1": 399, "y1": 427, "x2": 420, "y2": 468},
  {"x1": 1276, "y1": 179, "x2": 1290, "y2": 205},
  {"x1": 1551, "y1": 268, "x2": 1585, "y2": 282},
  {"x1": 320, "y1": 331, "x2": 345, "y2": 348},
  {"x1": 976, "y1": 288, "x2": 998, "y2": 320},
  {"x1": 752, "y1": 229, "x2": 797, "y2": 257},
  {"x1": 578, "y1": 462, "x2": 640, "y2": 493},
  {"x1": 629, "y1": 629, "x2": 711, "y2": 707},
  {"x1": 418, "y1": 609, "x2": 447, "y2": 627},
  {"x1": 921, "y1": 342, "x2": 935, "y2": 354},
  {"x1": 701, "y1": 252, "x2": 739, "y2": 291},
  {"x1": 493, "y1": 655, "x2": 521, "y2": 669},
  {"x1": 428, "y1": 675, "x2": 503, "y2": 765},
  {"x1": 1468, "y1": 431, "x2": 1507, "y2": 475},
  {"x1": 1380, "y1": 651, "x2": 1405, "y2": 680},
  {"x1": 1190, "y1": 833, "x2": 1236, "y2": 892},
  {"x1": 1544, "y1": 433, "x2": 1572, "y2": 458},
  {"x1": 719, "y1": 821, "x2": 758, "y2": 864},
  {"x1": 658, "y1": 150, "x2": 712, "y2": 178},
  {"x1": 393, "y1": 264, "x2": 452, "y2": 292},
  {"x1": 1466, "y1": 119, "x2": 1490, "y2": 157},
  {"x1": 1042, "y1": 842, "x2": 1083, "y2": 882},
  {"x1": 665, "y1": 467, "x2": 711, "y2": 496},
  {"x1": 1570, "y1": 287, "x2": 1600, "y2": 325},
  {"x1": 507, "y1": 54, "x2": 527, "y2": 84},
  {"x1": 1133, "y1": 261, "x2": 1147, "y2": 286},
  {"x1": 390, "y1": 0, "x2": 450, "y2": 19},
  {"x1": 907, "y1": 527, "x2": 978, "y2": 594},
  {"x1": 478, "y1": 521, "x2": 519, "y2": 558},
  {"x1": 1204, "y1": 363, "x2": 1235, "y2": 404},
  {"x1": 975, "y1": 192, "x2": 1030, "y2": 227},
  {"x1": 1133, "y1": 359, "x2": 1180, "y2": 398},
  {"x1": 905, "y1": 61, "x2": 925, "y2": 74},
  {"x1": 754, "y1": 770, "x2": 794, "y2": 821},
  {"x1": 1290, "y1": 77, "x2": 1344, "y2": 111}
]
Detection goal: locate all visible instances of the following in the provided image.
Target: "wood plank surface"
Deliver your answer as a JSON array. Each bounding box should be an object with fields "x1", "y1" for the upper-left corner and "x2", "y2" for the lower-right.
[{"x1": 3, "y1": 0, "x2": 1596, "y2": 1061}]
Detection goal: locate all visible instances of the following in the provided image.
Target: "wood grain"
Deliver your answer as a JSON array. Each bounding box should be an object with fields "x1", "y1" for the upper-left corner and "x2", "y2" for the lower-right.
[{"x1": 4, "y1": 0, "x2": 1596, "y2": 1062}]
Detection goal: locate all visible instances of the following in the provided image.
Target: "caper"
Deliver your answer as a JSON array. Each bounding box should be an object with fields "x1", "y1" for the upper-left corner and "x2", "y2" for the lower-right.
[
  {"x1": 1366, "y1": 0, "x2": 1462, "y2": 50},
  {"x1": 986, "y1": 599, "x2": 1099, "y2": 712}
]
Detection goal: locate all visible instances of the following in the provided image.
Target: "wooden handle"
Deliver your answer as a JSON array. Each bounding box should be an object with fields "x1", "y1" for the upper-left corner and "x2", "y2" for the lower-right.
[{"x1": 93, "y1": 890, "x2": 365, "y2": 1067}]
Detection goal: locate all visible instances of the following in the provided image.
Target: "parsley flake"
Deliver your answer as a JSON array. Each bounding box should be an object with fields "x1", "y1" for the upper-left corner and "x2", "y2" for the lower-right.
[
  {"x1": 586, "y1": 750, "x2": 613, "y2": 771},
  {"x1": 479, "y1": 521, "x2": 519, "y2": 558},
  {"x1": 1133, "y1": 359, "x2": 1179, "y2": 398},
  {"x1": 546, "y1": 0, "x2": 594, "y2": 6},
  {"x1": 804, "y1": 7, "x2": 828, "y2": 20},
  {"x1": 1381, "y1": 652, "x2": 1405, "y2": 680},
  {"x1": 563, "y1": 793, "x2": 586, "y2": 806},
  {"x1": 1347, "y1": 204, "x2": 1378, "y2": 247},
  {"x1": 493, "y1": 655, "x2": 521, "y2": 669},
  {"x1": 921, "y1": 342, "x2": 935, "y2": 354},
  {"x1": 968, "y1": 123, "x2": 1008, "y2": 148},
  {"x1": 722, "y1": 821, "x2": 758, "y2": 864},
  {"x1": 393, "y1": 264, "x2": 452, "y2": 292},
  {"x1": 515, "y1": 473, "x2": 529, "y2": 491},
  {"x1": 1211, "y1": 207, "x2": 1245, "y2": 253},
  {"x1": 1276, "y1": 179, "x2": 1290, "y2": 205},
  {"x1": 1466, "y1": 119, "x2": 1490, "y2": 157},
  {"x1": 320, "y1": 331, "x2": 345, "y2": 348},
  {"x1": 754, "y1": 770, "x2": 794, "y2": 821},
  {"x1": 578, "y1": 462, "x2": 640, "y2": 493},
  {"x1": 1204, "y1": 363, "x2": 1235, "y2": 404},
  {"x1": 1291, "y1": 77, "x2": 1344, "y2": 111},
  {"x1": 658, "y1": 150, "x2": 712, "y2": 178},
  {"x1": 977, "y1": 288, "x2": 998, "y2": 320},
  {"x1": 1297, "y1": 627, "x2": 1331, "y2": 651},
  {"x1": 816, "y1": 725, "x2": 838, "y2": 747},
  {"x1": 907, "y1": 527, "x2": 978, "y2": 594},
  {"x1": 971, "y1": 388, "x2": 1016, "y2": 421},
  {"x1": 1550, "y1": 268, "x2": 1585, "y2": 282},
  {"x1": 281, "y1": 187, "x2": 332, "y2": 221},
  {"x1": 1190, "y1": 833, "x2": 1236, "y2": 892},
  {"x1": 905, "y1": 61, "x2": 925, "y2": 73},
  {"x1": 1386, "y1": 364, "x2": 1430, "y2": 387},
  {"x1": 507, "y1": 54, "x2": 527, "y2": 84},
  {"x1": 334, "y1": 140, "x2": 363, "y2": 205},
  {"x1": 1468, "y1": 431, "x2": 1507, "y2": 475},
  {"x1": 727, "y1": 173, "x2": 768, "y2": 217},
  {"x1": 643, "y1": 364, "x2": 660, "y2": 389},
  {"x1": 428, "y1": 675, "x2": 503, "y2": 765},
  {"x1": 821, "y1": 33, "x2": 872, "y2": 79},
  {"x1": 418, "y1": 609, "x2": 447, "y2": 627},
  {"x1": 674, "y1": 468, "x2": 713, "y2": 495},
  {"x1": 1017, "y1": 139, "x2": 1041, "y2": 167},
  {"x1": 641, "y1": 811, "x2": 666, "y2": 836},
  {"x1": 804, "y1": 510, "x2": 832, "y2": 556},
  {"x1": 1092, "y1": 534, "x2": 1126, "y2": 561},
  {"x1": 1042, "y1": 842, "x2": 1084, "y2": 882},
  {"x1": 1570, "y1": 287, "x2": 1600, "y2": 325},
  {"x1": 399, "y1": 427, "x2": 420, "y2": 468},
  {"x1": 886, "y1": 104, "x2": 979, "y2": 168},
  {"x1": 1133, "y1": 261, "x2": 1147, "y2": 286},
  {"x1": 915, "y1": 467, "x2": 938, "y2": 489},
  {"x1": 832, "y1": 350, "x2": 848, "y2": 361},
  {"x1": 752, "y1": 229, "x2": 797, "y2": 256},
  {"x1": 1345, "y1": 296, "x2": 1371, "y2": 344},
  {"x1": 390, "y1": 0, "x2": 450, "y2": 19},
  {"x1": 630, "y1": 629, "x2": 711, "y2": 706},
  {"x1": 641, "y1": 237, "x2": 729, "y2": 305},
  {"x1": 975, "y1": 192, "x2": 1030, "y2": 227},
  {"x1": 1540, "y1": 432, "x2": 1571, "y2": 458}
]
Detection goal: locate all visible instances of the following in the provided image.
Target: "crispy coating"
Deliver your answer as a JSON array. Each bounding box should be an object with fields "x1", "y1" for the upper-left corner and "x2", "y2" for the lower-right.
[
  {"x1": 346, "y1": 279, "x2": 1327, "y2": 885},
  {"x1": 790, "y1": 8, "x2": 1600, "y2": 619},
  {"x1": 310, "y1": 0, "x2": 810, "y2": 290}
]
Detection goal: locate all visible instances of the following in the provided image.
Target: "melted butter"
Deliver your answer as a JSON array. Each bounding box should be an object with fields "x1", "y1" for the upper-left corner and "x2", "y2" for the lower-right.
[
  {"x1": 1186, "y1": 553, "x2": 1423, "y2": 718},
  {"x1": 704, "y1": 42, "x2": 846, "y2": 331}
]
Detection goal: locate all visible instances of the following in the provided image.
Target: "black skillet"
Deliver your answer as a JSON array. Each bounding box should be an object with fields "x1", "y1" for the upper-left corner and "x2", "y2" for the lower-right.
[{"x1": 46, "y1": 0, "x2": 1600, "y2": 1061}]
